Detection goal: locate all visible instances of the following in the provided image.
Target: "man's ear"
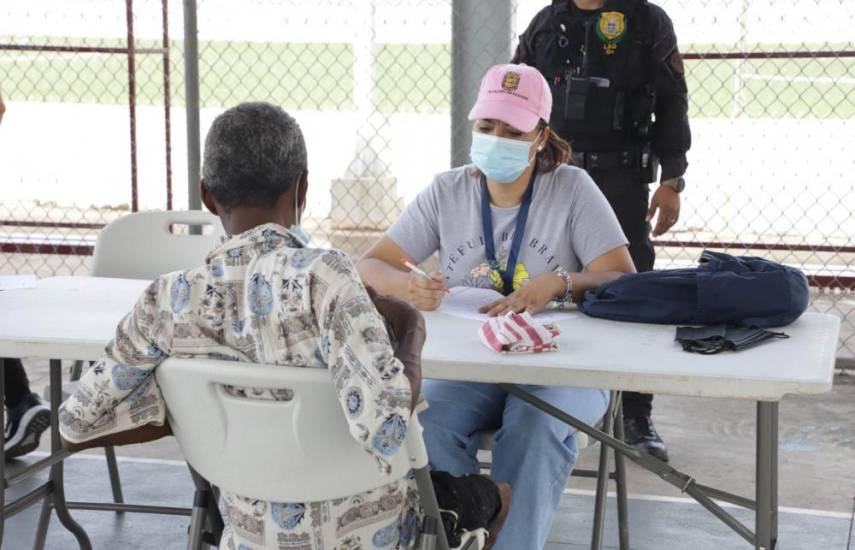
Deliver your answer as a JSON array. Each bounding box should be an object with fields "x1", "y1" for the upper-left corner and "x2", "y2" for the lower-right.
[
  {"x1": 297, "y1": 171, "x2": 309, "y2": 211},
  {"x1": 200, "y1": 180, "x2": 219, "y2": 215}
]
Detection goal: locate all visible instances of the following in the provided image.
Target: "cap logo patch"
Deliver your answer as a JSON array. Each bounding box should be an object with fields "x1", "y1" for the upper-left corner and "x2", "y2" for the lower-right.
[{"x1": 501, "y1": 71, "x2": 521, "y2": 92}]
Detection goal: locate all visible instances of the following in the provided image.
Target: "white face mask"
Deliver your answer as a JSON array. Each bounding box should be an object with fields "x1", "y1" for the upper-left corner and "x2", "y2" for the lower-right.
[
  {"x1": 289, "y1": 190, "x2": 311, "y2": 246},
  {"x1": 469, "y1": 131, "x2": 542, "y2": 184}
]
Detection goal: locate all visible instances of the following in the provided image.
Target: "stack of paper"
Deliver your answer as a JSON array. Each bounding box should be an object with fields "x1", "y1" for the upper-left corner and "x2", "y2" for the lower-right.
[
  {"x1": 0, "y1": 274, "x2": 37, "y2": 291},
  {"x1": 438, "y1": 286, "x2": 579, "y2": 323}
]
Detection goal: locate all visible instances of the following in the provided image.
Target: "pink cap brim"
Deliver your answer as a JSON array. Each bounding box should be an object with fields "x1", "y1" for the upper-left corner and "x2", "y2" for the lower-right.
[{"x1": 468, "y1": 100, "x2": 540, "y2": 133}]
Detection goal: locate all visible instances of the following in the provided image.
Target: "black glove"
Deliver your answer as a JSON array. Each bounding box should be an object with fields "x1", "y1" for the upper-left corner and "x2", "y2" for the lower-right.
[{"x1": 675, "y1": 325, "x2": 788, "y2": 354}]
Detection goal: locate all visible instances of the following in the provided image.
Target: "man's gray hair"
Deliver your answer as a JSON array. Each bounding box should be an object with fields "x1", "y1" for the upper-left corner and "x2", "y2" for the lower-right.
[{"x1": 202, "y1": 102, "x2": 307, "y2": 209}]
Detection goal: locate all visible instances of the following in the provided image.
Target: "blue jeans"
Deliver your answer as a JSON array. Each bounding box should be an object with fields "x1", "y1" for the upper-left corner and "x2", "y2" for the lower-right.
[{"x1": 420, "y1": 380, "x2": 609, "y2": 550}]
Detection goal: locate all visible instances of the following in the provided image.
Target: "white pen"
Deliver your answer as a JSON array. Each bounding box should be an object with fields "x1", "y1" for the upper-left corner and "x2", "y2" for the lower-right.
[{"x1": 401, "y1": 260, "x2": 450, "y2": 293}]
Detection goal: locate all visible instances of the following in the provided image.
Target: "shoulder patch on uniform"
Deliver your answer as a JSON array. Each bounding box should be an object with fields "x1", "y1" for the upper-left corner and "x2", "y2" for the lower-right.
[{"x1": 669, "y1": 50, "x2": 684, "y2": 75}]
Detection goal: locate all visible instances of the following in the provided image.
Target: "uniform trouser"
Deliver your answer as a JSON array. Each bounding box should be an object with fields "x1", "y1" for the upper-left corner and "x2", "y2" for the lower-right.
[
  {"x1": 586, "y1": 167, "x2": 655, "y2": 418},
  {"x1": 420, "y1": 380, "x2": 609, "y2": 550},
  {"x1": 3, "y1": 358, "x2": 32, "y2": 409}
]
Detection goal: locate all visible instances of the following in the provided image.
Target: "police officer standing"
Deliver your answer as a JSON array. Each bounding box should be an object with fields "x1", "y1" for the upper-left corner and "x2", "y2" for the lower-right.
[{"x1": 513, "y1": 0, "x2": 691, "y2": 462}]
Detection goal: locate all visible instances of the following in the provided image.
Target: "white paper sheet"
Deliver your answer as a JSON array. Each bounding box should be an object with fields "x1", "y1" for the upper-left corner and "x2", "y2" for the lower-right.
[
  {"x1": 438, "y1": 286, "x2": 580, "y2": 323},
  {"x1": 0, "y1": 274, "x2": 38, "y2": 291}
]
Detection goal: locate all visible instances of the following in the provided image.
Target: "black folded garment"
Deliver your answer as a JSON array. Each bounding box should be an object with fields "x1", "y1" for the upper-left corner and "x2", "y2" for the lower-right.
[{"x1": 675, "y1": 325, "x2": 789, "y2": 354}]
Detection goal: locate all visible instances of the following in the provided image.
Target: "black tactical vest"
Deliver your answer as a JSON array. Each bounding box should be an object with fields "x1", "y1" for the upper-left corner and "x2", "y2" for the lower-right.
[{"x1": 535, "y1": 0, "x2": 651, "y2": 150}]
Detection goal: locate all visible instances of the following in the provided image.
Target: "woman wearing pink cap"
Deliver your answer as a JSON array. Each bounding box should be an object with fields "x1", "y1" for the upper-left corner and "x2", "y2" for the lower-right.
[{"x1": 358, "y1": 64, "x2": 634, "y2": 549}]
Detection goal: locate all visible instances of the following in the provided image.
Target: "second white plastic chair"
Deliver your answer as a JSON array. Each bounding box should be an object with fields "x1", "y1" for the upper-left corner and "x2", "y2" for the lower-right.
[
  {"x1": 63, "y1": 210, "x2": 222, "y2": 509},
  {"x1": 90, "y1": 209, "x2": 223, "y2": 280}
]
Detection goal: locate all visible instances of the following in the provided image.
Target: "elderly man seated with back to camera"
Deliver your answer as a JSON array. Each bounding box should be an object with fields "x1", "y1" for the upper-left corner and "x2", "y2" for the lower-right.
[{"x1": 58, "y1": 102, "x2": 509, "y2": 550}]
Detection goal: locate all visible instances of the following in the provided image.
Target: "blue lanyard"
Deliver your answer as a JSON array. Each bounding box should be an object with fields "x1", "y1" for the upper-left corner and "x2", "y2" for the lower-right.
[{"x1": 480, "y1": 172, "x2": 536, "y2": 296}]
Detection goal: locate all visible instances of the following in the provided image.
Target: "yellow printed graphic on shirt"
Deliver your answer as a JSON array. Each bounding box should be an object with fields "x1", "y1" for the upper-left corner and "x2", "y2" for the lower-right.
[{"x1": 488, "y1": 262, "x2": 531, "y2": 293}]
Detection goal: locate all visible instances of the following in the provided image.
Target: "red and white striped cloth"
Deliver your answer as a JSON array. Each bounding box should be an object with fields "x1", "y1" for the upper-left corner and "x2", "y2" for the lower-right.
[{"x1": 478, "y1": 311, "x2": 560, "y2": 354}]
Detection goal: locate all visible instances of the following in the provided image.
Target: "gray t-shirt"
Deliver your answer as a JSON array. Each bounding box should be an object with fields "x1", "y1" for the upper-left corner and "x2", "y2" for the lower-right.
[{"x1": 388, "y1": 164, "x2": 628, "y2": 293}]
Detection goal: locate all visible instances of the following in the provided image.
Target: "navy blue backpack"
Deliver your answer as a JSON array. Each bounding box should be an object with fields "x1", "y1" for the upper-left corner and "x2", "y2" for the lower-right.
[{"x1": 579, "y1": 251, "x2": 810, "y2": 328}]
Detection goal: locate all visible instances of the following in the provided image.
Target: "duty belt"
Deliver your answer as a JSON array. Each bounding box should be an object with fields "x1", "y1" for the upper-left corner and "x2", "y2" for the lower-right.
[{"x1": 571, "y1": 150, "x2": 643, "y2": 171}]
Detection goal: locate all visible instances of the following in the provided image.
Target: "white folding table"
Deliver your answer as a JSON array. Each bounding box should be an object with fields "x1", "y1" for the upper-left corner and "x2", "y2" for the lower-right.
[
  {"x1": 420, "y1": 308, "x2": 839, "y2": 550},
  {"x1": 0, "y1": 276, "x2": 840, "y2": 550},
  {"x1": 0, "y1": 277, "x2": 178, "y2": 549}
]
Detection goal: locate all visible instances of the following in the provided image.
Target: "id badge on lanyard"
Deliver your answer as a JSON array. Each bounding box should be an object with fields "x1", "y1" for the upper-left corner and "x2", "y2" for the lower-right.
[{"x1": 480, "y1": 171, "x2": 537, "y2": 296}]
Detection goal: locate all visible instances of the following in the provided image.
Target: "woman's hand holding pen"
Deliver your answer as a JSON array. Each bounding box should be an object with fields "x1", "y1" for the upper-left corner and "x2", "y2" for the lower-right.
[{"x1": 402, "y1": 260, "x2": 448, "y2": 311}]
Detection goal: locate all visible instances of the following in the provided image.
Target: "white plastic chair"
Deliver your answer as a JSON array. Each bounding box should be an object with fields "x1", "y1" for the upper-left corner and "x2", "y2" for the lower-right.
[
  {"x1": 61, "y1": 211, "x2": 223, "y2": 508},
  {"x1": 156, "y1": 358, "x2": 451, "y2": 550}
]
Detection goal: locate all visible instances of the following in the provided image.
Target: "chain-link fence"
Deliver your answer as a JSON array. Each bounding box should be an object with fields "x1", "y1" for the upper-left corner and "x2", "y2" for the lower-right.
[
  {"x1": 1, "y1": 0, "x2": 853, "y2": 363},
  {"x1": 0, "y1": 0, "x2": 174, "y2": 276}
]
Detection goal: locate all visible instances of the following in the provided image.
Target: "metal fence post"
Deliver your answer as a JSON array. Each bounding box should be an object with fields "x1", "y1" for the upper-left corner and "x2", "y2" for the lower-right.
[
  {"x1": 450, "y1": 0, "x2": 514, "y2": 168},
  {"x1": 183, "y1": 0, "x2": 201, "y2": 211},
  {"x1": 125, "y1": 0, "x2": 139, "y2": 212}
]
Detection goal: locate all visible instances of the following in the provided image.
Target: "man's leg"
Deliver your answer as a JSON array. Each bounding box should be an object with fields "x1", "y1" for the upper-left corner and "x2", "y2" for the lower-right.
[
  {"x1": 4, "y1": 358, "x2": 51, "y2": 460},
  {"x1": 420, "y1": 380, "x2": 506, "y2": 476},
  {"x1": 489, "y1": 385, "x2": 609, "y2": 550},
  {"x1": 591, "y1": 168, "x2": 669, "y2": 462}
]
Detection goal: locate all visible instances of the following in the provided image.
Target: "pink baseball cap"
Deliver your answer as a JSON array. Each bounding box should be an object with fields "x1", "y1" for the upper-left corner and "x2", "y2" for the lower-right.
[{"x1": 467, "y1": 64, "x2": 552, "y2": 133}]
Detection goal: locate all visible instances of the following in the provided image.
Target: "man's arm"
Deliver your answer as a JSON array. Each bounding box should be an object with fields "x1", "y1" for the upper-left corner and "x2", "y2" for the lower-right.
[
  {"x1": 511, "y1": 6, "x2": 551, "y2": 65},
  {"x1": 60, "y1": 278, "x2": 172, "y2": 450},
  {"x1": 311, "y1": 250, "x2": 418, "y2": 466},
  {"x1": 647, "y1": 5, "x2": 691, "y2": 182},
  {"x1": 366, "y1": 287, "x2": 425, "y2": 411},
  {"x1": 511, "y1": 31, "x2": 534, "y2": 65}
]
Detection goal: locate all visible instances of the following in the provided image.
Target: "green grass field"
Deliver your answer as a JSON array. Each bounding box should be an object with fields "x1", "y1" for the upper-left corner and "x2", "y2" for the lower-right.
[{"x1": 2, "y1": 36, "x2": 854, "y2": 118}]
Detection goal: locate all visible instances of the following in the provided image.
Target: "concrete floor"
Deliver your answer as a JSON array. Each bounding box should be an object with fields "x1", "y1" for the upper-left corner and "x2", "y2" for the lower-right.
[
  {"x1": 5, "y1": 361, "x2": 855, "y2": 549},
  {"x1": 3, "y1": 455, "x2": 852, "y2": 550}
]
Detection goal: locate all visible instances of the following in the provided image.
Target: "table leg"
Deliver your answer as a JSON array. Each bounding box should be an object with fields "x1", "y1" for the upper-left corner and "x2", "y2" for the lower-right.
[
  {"x1": 48, "y1": 359, "x2": 92, "y2": 549},
  {"x1": 187, "y1": 468, "x2": 210, "y2": 550},
  {"x1": 613, "y1": 398, "x2": 630, "y2": 550},
  {"x1": 501, "y1": 383, "x2": 782, "y2": 548},
  {"x1": 771, "y1": 404, "x2": 778, "y2": 544},
  {"x1": 103, "y1": 446, "x2": 125, "y2": 505},
  {"x1": 33, "y1": 493, "x2": 52, "y2": 550},
  {"x1": 1, "y1": 357, "x2": 6, "y2": 546},
  {"x1": 755, "y1": 401, "x2": 778, "y2": 550},
  {"x1": 591, "y1": 391, "x2": 617, "y2": 550}
]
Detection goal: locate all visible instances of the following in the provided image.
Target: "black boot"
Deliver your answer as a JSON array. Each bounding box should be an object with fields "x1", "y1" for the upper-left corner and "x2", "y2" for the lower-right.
[{"x1": 622, "y1": 415, "x2": 669, "y2": 462}]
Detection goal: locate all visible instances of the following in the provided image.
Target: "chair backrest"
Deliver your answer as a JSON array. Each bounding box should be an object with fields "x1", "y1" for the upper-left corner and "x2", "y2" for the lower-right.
[
  {"x1": 155, "y1": 358, "x2": 427, "y2": 503},
  {"x1": 92, "y1": 210, "x2": 223, "y2": 279}
]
